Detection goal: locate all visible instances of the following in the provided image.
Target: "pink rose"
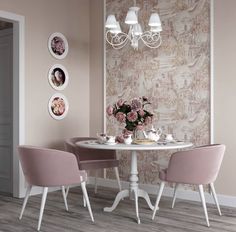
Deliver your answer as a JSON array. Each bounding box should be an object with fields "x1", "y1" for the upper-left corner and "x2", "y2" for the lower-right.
[
  {"x1": 106, "y1": 105, "x2": 114, "y2": 116},
  {"x1": 144, "y1": 116, "x2": 153, "y2": 125},
  {"x1": 138, "y1": 109, "x2": 145, "y2": 117},
  {"x1": 117, "y1": 99, "x2": 124, "y2": 107},
  {"x1": 131, "y1": 98, "x2": 142, "y2": 111},
  {"x1": 127, "y1": 111, "x2": 138, "y2": 122},
  {"x1": 116, "y1": 112, "x2": 126, "y2": 123}
]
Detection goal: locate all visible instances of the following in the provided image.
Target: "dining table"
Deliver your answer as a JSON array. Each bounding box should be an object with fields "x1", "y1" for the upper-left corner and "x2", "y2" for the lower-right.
[{"x1": 76, "y1": 139, "x2": 193, "y2": 224}]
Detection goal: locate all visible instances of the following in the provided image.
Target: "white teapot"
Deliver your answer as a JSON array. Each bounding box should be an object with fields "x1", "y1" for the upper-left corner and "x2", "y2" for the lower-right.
[{"x1": 143, "y1": 125, "x2": 162, "y2": 142}]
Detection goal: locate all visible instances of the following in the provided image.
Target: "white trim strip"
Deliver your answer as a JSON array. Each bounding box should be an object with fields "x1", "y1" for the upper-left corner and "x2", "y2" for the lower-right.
[{"x1": 88, "y1": 177, "x2": 236, "y2": 208}]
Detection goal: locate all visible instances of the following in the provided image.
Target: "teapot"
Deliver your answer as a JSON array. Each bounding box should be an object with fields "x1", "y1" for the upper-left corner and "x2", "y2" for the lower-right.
[{"x1": 143, "y1": 125, "x2": 162, "y2": 142}]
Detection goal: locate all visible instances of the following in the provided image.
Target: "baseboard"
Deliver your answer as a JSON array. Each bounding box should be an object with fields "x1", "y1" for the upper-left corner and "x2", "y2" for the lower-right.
[{"x1": 88, "y1": 177, "x2": 236, "y2": 208}]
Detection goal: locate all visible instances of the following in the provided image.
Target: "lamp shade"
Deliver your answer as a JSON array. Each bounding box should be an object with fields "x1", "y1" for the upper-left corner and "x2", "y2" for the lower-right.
[
  {"x1": 150, "y1": 25, "x2": 162, "y2": 32},
  {"x1": 148, "y1": 13, "x2": 161, "y2": 27},
  {"x1": 133, "y1": 24, "x2": 143, "y2": 36},
  {"x1": 105, "y1": 15, "x2": 117, "y2": 28},
  {"x1": 125, "y1": 10, "x2": 138, "y2": 25},
  {"x1": 110, "y1": 22, "x2": 122, "y2": 34}
]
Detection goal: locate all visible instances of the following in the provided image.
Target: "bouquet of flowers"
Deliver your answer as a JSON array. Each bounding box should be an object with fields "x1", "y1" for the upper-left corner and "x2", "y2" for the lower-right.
[{"x1": 106, "y1": 96, "x2": 154, "y2": 132}]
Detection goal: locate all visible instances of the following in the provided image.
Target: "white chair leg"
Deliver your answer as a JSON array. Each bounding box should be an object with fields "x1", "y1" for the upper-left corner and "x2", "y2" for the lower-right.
[
  {"x1": 114, "y1": 167, "x2": 122, "y2": 191},
  {"x1": 152, "y1": 181, "x2": 165, "y2": 220},
  {"x1": 83, "y1": 195, "x2": 87, "y2": 207},
  {"x1": 61, "y1": 186, "x2": 69, "y2": 211},
  {"x1": 172, "y1": 183, "x2": 179, "y2": 209},
  {"x1": 37, "y1": 187, "x2": 48, "y2": 231},
  {"x1": 198, "y1": 185, "x2": 210, "y2": 227},
  {"x1": 134, "y1": 189, "x2": 140, "y2": 224},
  {"x1": 94, "y1": 170, "x2": 98, "y2": 194},
  {"x1": 210, "y1": 183, "x2": 222, "y2": 216},
  {"x1": 19, "y1": 185, "x2": 32, "y2": 220},
  {"x1": 65, "y1": 186, "x2": 70, "y2": 198},
  {"x1": 81, "y1": 181, "x2": 94, "y2": 222}
]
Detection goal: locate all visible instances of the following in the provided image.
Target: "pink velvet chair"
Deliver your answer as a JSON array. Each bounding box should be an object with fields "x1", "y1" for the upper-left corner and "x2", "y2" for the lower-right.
[
  {"x1": 18, "y1": 146, "x2": 94, "y2": 231},
  {"x1": 65, "y1": 137, "x2": 121, "y2": 194},
  {"x1": 152, "y1": 144, "x2": 225, "y2": 227}
]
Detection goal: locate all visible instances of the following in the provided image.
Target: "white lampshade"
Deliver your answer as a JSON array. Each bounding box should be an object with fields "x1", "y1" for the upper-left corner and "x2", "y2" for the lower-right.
[
  {"x1": 125, "y1": 10, "x2": 138, "y2": 25},
  {"x1": 110, "y1": 22, "x2": 122, "y2": 34},
  {"x1": 105, "y1": 15, "x2": 117, "y2": 28},
  {"x1": 148, "y1": 13, "x2": 161, "y2": 27},
  {"x1": 150, "y1": 25, "x2": 162, "y2": 32},
  {"x1": 133, "y1": 23, "x2": 143, "y2": 36}
]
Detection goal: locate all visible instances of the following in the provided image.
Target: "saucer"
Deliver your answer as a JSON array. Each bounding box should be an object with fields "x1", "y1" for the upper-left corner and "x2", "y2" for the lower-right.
[{"x1": 104, "y1": 142, "x2": 117, "y2": 145}]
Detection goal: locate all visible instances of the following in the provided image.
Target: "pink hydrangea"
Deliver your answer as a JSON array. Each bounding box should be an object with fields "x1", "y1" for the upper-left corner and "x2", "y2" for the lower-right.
[
  {"x1": 106, "y1": 105, "x2": 114, "y2": 116},
  {"x1": 127, "y1": 111, "x2": 138, "y2": 122},
  {"x1": 116, "y1": 112, "x2": 126, "y2": 123}
]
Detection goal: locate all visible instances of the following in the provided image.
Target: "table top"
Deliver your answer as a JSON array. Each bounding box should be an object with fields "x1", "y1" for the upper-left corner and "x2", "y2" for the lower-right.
[{"x1": 76, "y1": 140, "x2": 193, "y2": 151}]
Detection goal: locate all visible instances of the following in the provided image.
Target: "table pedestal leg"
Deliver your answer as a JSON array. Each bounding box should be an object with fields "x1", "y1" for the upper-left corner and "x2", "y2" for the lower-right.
[
  {"x1": 104, "y1": 190, "x2": 129, "y2": 212},
  {"x1": 137, "y1": 189, "x2": 154, "y2": 210},
  {"x1": 103, "y1": 150, "x2": 154, "y2": 224}
]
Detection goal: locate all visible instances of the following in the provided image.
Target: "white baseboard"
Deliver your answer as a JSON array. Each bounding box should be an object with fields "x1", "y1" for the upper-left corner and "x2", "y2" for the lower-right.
[{"x1": 88, "y1": 177, "x2": 236, "y2": 208}]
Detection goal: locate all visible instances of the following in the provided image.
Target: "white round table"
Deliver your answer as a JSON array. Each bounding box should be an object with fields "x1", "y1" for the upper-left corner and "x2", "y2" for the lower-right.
[{"x1": 76, "y1": 140, "x2": 193, "y2": 224}]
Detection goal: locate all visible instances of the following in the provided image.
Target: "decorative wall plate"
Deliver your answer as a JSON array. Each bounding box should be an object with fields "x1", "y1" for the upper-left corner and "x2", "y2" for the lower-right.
[
  {"x1": 48, "y1": 32, "x2": 68, "y2": 59},
  {"x1": 48, "y1": 93, "x2": 69, "y2": 120},
  {"x1": 48, "y1": 64, "x2": 69, "y2": 90}
]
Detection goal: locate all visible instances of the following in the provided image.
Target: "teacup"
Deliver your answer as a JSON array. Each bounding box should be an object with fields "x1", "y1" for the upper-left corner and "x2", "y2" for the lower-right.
[
  {"x1": 106, "y1": 136, "x2": 116, "y2": 144},
  {"x1": 165, "y1": 134, "x2": 174, "y2": 142},
  {"x1": 97, "y1": 133, "x2": 107, "y2": 144}
]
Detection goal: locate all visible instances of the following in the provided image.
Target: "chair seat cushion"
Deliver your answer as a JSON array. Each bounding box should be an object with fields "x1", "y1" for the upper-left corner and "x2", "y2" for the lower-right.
[
  {"x1": 159, "y1": 169, "x2": 167, "y2": 181},
  {"x1": 79, "y1": 159, "x2": 119, "y2": 170}
]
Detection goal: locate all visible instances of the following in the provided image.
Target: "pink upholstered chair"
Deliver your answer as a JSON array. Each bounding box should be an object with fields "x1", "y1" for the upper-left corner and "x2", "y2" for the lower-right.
[
  {"x1": 65, "y1": 137, "x2": 121, "y2": 194},
  {"x1": 18, "y1": 146, "x2": 94, "y2": 231},
  {"x1": 152, "y1": 144, "x2": 225, "y2": 227}
]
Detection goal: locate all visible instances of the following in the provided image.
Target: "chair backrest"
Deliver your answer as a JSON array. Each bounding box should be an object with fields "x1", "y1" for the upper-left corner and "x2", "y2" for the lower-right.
[
  {"x1": 166, "y1": 144, "x2": 225, "y2": 185},
  {"x1": 64, "y1": 137, "x2": 116, "y2": 163},
  {"x1": 18, "y1": 146, "x2": 85, "y2": 187}
]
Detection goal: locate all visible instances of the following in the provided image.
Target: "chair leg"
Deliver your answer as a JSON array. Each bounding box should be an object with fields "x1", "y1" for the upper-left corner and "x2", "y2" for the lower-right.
[
  {"x1": 114, "y1": 167, "x2": 122, "y2": 191},
  {"x1": 81, "y1": 181, "x2": 94, "y2": 222},
  {"x1": 19, "y1": 185, "x2": 32, "y2": 220},
  {"x1": 83, "y1": 195, "x2": 86, "y2": 207},
  {"x1": 210, "y1": 183, "x2": 222, "y2": 216},
  {"x1": 172, "y1": 183, "x2": 179, "y2": 209},
  {"x1": 61, "y1": 186, "x2": 69, "y2": 211},
  {"x1": 94, "y1": 170, "x2": 98, "y2": 194},
  {"x1": 198, "y1": 185, "x2": 210, "y2": 227},
  {"x1": 134, "y1": 189, "x2": 140, "y2": 224},
  {"x1": 37, "y1": 187, "x2": 48, "y2": 231},
  {"x1": 65, "y1": 186, "x2": 70, "y2": 198},
  {"x1": 152, "y1": 181, "x2": 165, "y2": 220}
]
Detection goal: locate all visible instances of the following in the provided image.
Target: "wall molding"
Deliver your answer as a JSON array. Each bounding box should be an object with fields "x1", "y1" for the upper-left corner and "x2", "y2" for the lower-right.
[
  {"x1": 0, "y1": 10, "x2": 25, "y2": 198},
  {"x1": 88, "y1": 177, "x2": 236, "y2": 208}
]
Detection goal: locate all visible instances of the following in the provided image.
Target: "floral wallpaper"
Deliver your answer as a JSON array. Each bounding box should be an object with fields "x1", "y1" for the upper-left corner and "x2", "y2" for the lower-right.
[{"x1": 106, "y1": 0, "x2": 211, "y2": 186}]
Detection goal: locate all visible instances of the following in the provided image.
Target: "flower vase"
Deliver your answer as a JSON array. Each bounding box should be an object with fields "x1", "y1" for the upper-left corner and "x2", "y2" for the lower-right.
[{"x1": 133, "y1": 125, "x2": 146, "y2": 141}]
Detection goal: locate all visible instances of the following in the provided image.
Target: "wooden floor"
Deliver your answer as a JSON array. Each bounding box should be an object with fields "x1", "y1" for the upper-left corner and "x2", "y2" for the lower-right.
[{"x1": 0, "y1": 186, "x2": 236, "y2": 232}]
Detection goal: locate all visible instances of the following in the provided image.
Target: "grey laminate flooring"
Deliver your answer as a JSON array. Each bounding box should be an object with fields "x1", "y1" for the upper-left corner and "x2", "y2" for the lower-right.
[{"x1": 0, "y1": 186, "x2": 236, "y2": 232}]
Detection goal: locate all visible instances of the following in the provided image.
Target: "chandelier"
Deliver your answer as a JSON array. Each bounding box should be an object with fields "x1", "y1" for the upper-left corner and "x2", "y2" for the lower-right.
[{"x1": 105, "y1": 1, "x2": 162, "y2": 50}]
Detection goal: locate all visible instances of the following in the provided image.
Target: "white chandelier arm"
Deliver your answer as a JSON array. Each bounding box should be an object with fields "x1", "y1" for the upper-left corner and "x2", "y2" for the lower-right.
[
  {"x1": 106, "y1": 31, "x2": 130, "y2": 49},
  {"x1": 139, "y1": 31, "x2": 162, "y2": 48}
]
